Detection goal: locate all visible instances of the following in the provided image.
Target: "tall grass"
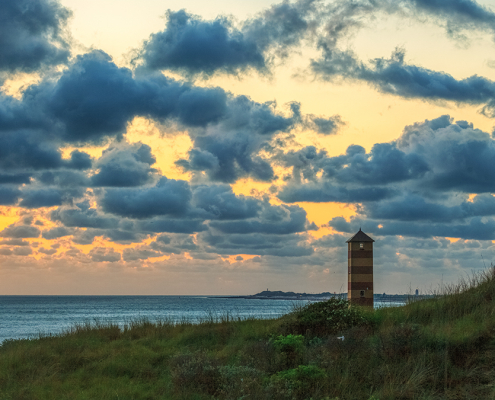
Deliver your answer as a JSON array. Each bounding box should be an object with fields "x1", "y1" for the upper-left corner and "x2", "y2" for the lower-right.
[{"x1": 2, "y1": 270, "x2": 495, "y2": 399}]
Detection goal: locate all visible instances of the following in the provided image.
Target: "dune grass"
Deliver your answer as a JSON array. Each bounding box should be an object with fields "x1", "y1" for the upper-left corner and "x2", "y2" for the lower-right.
[{"x1": 2, "y1": 270, "x2": 495, "y2": 399}]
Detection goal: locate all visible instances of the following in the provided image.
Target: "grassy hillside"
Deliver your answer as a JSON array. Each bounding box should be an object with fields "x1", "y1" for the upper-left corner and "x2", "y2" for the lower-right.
[{"x1": 2, "y1": 271, "x2": 495, "y2": 399}]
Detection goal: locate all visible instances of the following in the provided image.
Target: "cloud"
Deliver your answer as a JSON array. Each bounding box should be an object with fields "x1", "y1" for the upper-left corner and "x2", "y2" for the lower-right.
[
  {"x1": 100, "y1": 177, "x2": 191, "y2": 218},
  {"x1": 398, "y1": 0, "x2": 495, "y2": 38},
  {"x1": 312, "y1": 47, "x2": 495, "y2": 114},
  {"x1": 176, "y1": 97, "x2": 299, "y2": 183},
  {"x1": 278, "y1": 116, "x2": 495, "y2": 205},
  {"x1": 41, "y1": 227, "x2": 72, "y2": 240},
  {"x1": 51, "y1": 205, "x2": 119, "y2": 229},
  {"x1": 90, "y1": 142, "x2": 156, "y2": 187},
  {"x1": 192, "y1": 184, "x2": 261, "y2": 220},
  {"x1": 136, "y1": 218, "x2": 207, "y2": 234},
  {"x1": 137, "y1": 0, "x2": 319, "y2": 77},
  {"x1": 330, "y1": 215, "x2": 495, "y2": 241},
  {"x1": 22, "y1": 50, "x2": 230, "y2": 144},
  {"x1": 0, "y1": 225, "x2": 40, "y2": 238},
  {"x1": 89, "y1": 247, "x2": 121, "y2": 262},
  {"x1": 0, "y1": 0, "x2": 71, "y2": 74},
  {"x1": 149, "y1": 234, "x2": 198, "y2": 254},
  {"x1": 0, "y1": 239, "x2": 31, "y2": 246},
  {"x1": 278, "y1": 182, "x2": 397, "y2": 203},
  {"x1": 199, "y1": 231, "x2": 314, "y2": 257},
  {"x1": 209, "y1": 204, "x2": 312, "y2": 234},
  {"x1": 138, "y1": 10, "x2": 265, "y2": 76},
  {"x1": 18, "y1": 188, "x2": 64, "y2": 208},
  {"x1": 0, "y1": 173, "x2": 31, "y2": 184},
  {"x1": 37, "y1": 171, "x2": 89, "y2": 188},
  {"x1": 123, "y1": 247, "x2": 163, "y2": 262},
  {"x1": 0, "y1": 186, "x2": 21, "y2": 205}
]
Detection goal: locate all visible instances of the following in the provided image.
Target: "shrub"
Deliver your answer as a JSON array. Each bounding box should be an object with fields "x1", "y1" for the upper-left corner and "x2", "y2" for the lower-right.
[
  {"x1": 169, "y1": 351, "x2": 221, "y2": 396},
  {"x1": 218, "y1": 365, "x2": 264, "y2": 399},
  {"x1": 289, "y1": 298, "x2": 370, "y2": 336},
  {"x1": 269, "y1": 365, "x2": 327, "y2": 400},
  {"x1": 272, "y1": 335, "x2": 305, "y2": 368}
]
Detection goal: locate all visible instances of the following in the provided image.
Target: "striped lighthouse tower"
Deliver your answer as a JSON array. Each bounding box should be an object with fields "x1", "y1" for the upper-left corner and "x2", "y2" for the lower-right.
[{"x1": 346, "y1": 229, "x2": 374, "y2": 307}]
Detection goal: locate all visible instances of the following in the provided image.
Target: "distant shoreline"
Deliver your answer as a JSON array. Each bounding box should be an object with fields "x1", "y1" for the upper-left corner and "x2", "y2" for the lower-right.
[{"x1": 213, "y1": 290, "x2": 435, "y2": 302}]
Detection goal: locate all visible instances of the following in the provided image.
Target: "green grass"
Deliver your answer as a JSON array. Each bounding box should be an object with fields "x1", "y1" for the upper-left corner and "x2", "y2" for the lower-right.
[{"x1": 2, "y1": 270, "x2": 495, "y2": 399}]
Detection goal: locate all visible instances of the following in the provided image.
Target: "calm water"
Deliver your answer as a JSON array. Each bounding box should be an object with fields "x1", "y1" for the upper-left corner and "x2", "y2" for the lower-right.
[
  {"x1": 0, "y1": 296, "x2": 308, "y2": 343},
  {"x1": 0, "y1": 296, "x2": 405, "y2": 343}
]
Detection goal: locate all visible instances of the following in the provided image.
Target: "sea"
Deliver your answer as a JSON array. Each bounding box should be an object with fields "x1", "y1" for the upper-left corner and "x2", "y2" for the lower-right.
[
  {"x1": 0, "y1": 296, "x2": 308, "y2": 343},
  {"x1": 0, "y1": 296, "x2": 405, "y2": 344}
]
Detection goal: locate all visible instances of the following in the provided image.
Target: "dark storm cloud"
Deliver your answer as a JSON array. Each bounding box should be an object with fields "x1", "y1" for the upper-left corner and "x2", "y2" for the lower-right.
[
  {"x1": 0, "y1": 131, "x2": 65, "y2": 170},
  {"x1": 50, "y1": 206, "x2": 119, "y2": 229},
  {"x1": 139, "y1": 10, "x2": 265, "y2": 76},
  {"x1": 0, "y1": 225, "x2": 40, "y2": 239},
  {"x1": 209, "y1": 204, "x2": 312, "y2": 234},
  {"x1": 0, "y1": 129, "x2": 93, "y2": 174},
  {"x1": 176, "y1": 96, "x2": 299, "y2": 183},
  {"x1": 192, "y1": 184, "x2": 261, "y2": 220},
  {"x1": 242, "y1": 0, "x2": 318, "y2": 57},
  {"x1": 19, "y1": 189, "x2": 63, "y2": 208},
  {"x1": 364, "y1": 193, "x2": 495, "y2": 223},
  {"x1": 100, "y1": 177, "x2": 191, "y2": 219},
  {"x1": 0, "y1": 174, "x2": 31, "y2": 184},
  {"x1": 138, "y1": 1, "x2": 318, "y2": 76},
  {"x1": 66, "y1": 150, "x2": 92, "y2": 170},
  {"x1": 90, "y1": 142, "x2": 156, "y2": 187},
  {"x1": 0, "y1": 0, "x2": 71, "y2": 74},
  {"x1": 137, "y1": 218, "x2": 207, "y2": 234},
  {"x1": 37, "y1": 171, "x2": 89, "y2": 188},
  {"x1": 41, "y1": 226, "x2": 72, "y2": 240},
  {"x1": 278, "y1": 116, "x2": 495, "y2": 207},
  {"x1": 397, "y1": 116, "x2": 495, "y2": 192},
  {"x1": 0, "y1": 186, "x2": 21, "y2": 205},
  {"x1": 399, "y1": 0, "x2": 495, "y2": 35},
  {"x1": 0, "y1": 50, "x2": 333, "y2": 188},
  {"x1": 103, "y1": 230, "x2": 140, "y2": 243},
  {"x1": 18, "y1": 186, "x2": 84, "y2": 208},
  {"x1": 312, "y1": 48, "x2": 495, "y2": 111},
  {"x1": 199, "y1": 231, "x2": 314, "y2": 257},
  {"x1": 2, "y1": 50, "x2": 299, "y2": 150},
  {"x1": 178, "y1": 133, "x2": 275, "y2": 183},
  {"x1": 278, "y1": 182, "x2": 397, "y2": 203},
  {"x1": 330, "y1": 215, "x2": 495, "y2": 241},
  {"x1": 12, "y1": 50, "x2": 229, "y2": 144}
]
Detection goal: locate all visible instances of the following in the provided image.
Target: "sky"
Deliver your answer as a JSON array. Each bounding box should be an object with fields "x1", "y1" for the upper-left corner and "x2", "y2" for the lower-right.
[{"x1": 2, "y1": 0, "x2": 495, "y2": 295}]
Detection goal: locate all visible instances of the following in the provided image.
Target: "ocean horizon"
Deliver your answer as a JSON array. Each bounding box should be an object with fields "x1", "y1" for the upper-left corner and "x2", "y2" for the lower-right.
[{"x1": 0, "y1": 295, "x2": 404, "y2": 343}]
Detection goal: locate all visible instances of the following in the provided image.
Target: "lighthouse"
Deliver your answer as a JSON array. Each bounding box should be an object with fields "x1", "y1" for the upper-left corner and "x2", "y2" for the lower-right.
[{"x1": 346, "y1": 229, "x2": 374, "y2": 307}]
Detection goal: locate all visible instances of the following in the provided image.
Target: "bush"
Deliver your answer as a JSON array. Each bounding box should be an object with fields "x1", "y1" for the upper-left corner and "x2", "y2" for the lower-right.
[
  {"x1": 269, "y1": 365, "x2": 327, "y2": 400},
  {"x1": 170, "y1": 351, "x2": 221, "y2": 396},
  {"x1": 272, "y1": 335, "x2": 305, "y2": 368},
  {"x1": 218, "y1": 365, "x2": 264, "y2": 399},
  {"x1": 289, "y1": 298, "x2": 370, "y2": 336}
]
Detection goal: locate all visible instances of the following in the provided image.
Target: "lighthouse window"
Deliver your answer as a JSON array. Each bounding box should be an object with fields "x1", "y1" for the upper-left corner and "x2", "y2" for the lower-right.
[{"x1": 359, "y1": 242, "x2": 364, "y2": 250}]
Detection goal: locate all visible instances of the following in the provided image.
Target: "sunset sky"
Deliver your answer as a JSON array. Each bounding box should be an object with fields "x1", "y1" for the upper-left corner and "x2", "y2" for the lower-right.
[{"x1": 2, "y1": 0, "x2": 495, "y2": 295}]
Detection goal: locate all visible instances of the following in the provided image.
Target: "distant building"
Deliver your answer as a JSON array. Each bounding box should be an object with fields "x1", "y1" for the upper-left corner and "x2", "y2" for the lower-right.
[
  {"x1": 346, "y1": 229, "x2": 374, "y2": 307},
  {"x1": 415, "y1": 289, "x2": 419, "y2": 296}
]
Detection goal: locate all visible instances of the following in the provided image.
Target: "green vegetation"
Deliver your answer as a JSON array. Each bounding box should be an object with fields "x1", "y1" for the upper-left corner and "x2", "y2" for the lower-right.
[{"x1": 2, "y1": 270, "x2": 495, "y2": 399}]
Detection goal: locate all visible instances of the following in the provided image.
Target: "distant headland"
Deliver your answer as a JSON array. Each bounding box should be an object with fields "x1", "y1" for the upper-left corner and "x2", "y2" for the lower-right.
[{"x1": 216, "y1": 290, "x2": 435, "y2": 302}]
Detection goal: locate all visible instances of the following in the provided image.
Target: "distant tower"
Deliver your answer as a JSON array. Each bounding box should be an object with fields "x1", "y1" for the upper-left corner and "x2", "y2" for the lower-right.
[{"x1": 346, "y1": 229, "x2": 374, "y2": 307}]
